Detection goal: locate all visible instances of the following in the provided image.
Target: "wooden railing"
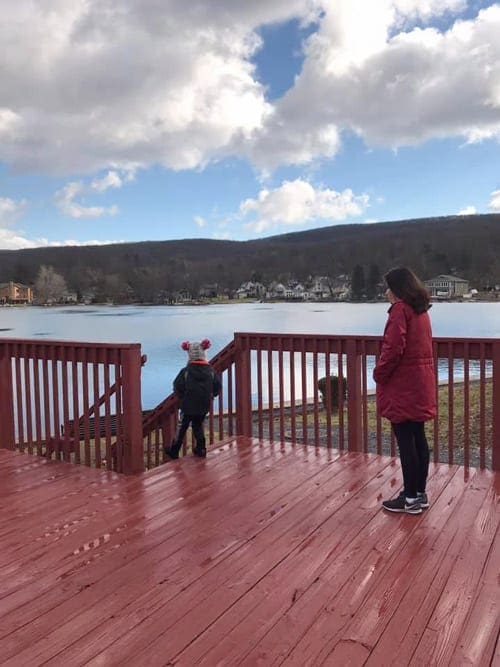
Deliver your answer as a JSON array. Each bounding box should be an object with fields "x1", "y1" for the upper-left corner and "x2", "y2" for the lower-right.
[
  {"x1": 143, "y1": 333, "x2": 500, "y2": 471},
  {"x1": 2, "y1": 333, "x2": 498, "y2": 474},
  {"x1": 0, "y1": 339, "x2": 144, "y2": 474},
  {"x1": 141, "y1": 339, "x2": 240, "y2": 467}
]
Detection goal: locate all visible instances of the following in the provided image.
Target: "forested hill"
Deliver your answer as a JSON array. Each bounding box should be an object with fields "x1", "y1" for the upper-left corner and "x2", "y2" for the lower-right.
[{"x1": 1, "y1": 213, "x2": 499, "y2": 299}]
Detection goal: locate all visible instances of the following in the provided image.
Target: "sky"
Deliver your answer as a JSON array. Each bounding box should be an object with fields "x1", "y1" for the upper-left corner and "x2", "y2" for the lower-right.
[{"x1": 1, "y1": 0, "x2": 500, "y2": 249}]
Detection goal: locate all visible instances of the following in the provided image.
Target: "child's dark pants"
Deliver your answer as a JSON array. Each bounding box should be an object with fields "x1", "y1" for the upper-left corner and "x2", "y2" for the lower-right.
[{"x1": 171, "y1": 413, "x2": 206, "y2": 454}]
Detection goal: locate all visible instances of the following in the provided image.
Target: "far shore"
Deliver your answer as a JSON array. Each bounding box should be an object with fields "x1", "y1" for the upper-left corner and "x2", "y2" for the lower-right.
[{"x1": 3, "y1": 295, "x2": 500, "y2": 308}]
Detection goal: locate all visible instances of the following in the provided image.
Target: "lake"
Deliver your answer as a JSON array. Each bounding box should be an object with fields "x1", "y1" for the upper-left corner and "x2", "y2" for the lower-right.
[{"x1": 1, "y1": 302, "x2": 499, "y2": 409}]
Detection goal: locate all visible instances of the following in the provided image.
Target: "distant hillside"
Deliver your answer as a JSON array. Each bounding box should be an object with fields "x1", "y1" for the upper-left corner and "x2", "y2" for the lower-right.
[{"x1": 1, "y1": 214, "x2": 499, "y2": 300}]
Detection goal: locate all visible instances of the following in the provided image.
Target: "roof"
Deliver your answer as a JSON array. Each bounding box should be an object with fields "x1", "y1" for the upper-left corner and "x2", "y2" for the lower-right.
[
  {"x1": 0, "y1": 281, "x2": 32, "y2": 288},
  {"x1": 426, "y1": 274, "x2": 468, "y2": 283}
]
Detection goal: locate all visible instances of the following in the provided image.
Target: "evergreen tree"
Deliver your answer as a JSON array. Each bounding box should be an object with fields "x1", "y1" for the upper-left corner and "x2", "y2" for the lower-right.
[
  {"x1": 366, "y1": 263, "x2": 381, "y2": 299},
  {"x1": 351, "y1": 264, "x2": 365, "y2": 300}
]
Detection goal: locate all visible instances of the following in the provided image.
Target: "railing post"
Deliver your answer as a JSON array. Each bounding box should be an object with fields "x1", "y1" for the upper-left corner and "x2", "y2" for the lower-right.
[
  {"x1": 235, "y1": 334, "x2": 253, "y2": 437},
  {"x1": 121, "y1": 345, "x2": 144, "y2": 474},
  {"x1": 346, "y1": 339, "x2": 362, "y2": 453},
  {"x1": 0, "y1": 344, "x2": 15, "y2": 450},
  {"x1": 492, "y1": 341, "x2": 500, "y2": 472}
]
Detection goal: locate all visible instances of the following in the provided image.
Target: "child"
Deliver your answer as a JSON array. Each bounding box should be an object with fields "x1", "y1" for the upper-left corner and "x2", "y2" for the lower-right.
[{"x1": 164, "y1": 339, "x2": 221, "y2": 460}]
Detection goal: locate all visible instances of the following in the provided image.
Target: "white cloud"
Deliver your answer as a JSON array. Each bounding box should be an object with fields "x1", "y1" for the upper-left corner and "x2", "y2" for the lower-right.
[
  {"x1": 0, "y1": 230, "x2": 126, "y2": 250},
  {"x1": 46, "y1": 239, "x2": 126, "y2": 247},
  {"x1": 489, "y1": 189, "x2": 500, "y2": 211},
  {"x1": 91, "y1": 171, "x2": 124, "y2": 192},
  {"x1": 0, "y1": 188, "x2": 124, "y2": 248},
  {"x1": 247, "y1": 1, "x2": 500, "y2": 168},
  {"x1": 0, "y1": 1, "x2": 318, "y2": 174},
  {"x1": 194, "y1": 215, "x2": 207, "y2": 228},
  {"x1": 0, "y1": 228, "x2": 38, "y2": 250},
  {"x1": 0, "y1": 196, "x2": 32, "y2": 249},
  {"x1": 1, "y1": 1, "x2": 499, "y2": 176},
  {"x1": 458, "y1": 205, "x2": 477, "y2": 215},
  {"x1": 55, "y1": 177, "x2": 120, "y2": 218},
  {"x1": 0, "y1": 197, "x2": 27, "y2": 225},
  {"x1": 240, "y1": 178, "x2": 369, "y2": 233},
  {"x1": 212, "y1": 231, "x2": 234, "y2": 240}
]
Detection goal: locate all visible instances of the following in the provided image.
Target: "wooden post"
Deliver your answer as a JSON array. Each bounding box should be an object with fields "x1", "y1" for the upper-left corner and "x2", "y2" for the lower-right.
[
  {"x1": 346, "y1": 339, "x2": 362, "y2": 453},
  {"x1": 121, "y1": 345, "x2": 144, "y2": 474},
  {"x1": 235, "y1": 334, "x2": 253, "y2": 437},
  {"x1": 492, "y1": 341, "x2": 500, "y2": 472},
  {"x1": 0, "y1": 344, "x2": 15, "y2": 450}
]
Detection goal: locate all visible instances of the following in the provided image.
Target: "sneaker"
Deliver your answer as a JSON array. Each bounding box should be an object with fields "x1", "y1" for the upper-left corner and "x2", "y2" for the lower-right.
[
  {"x1": 163, "y1": 446, "x2": 179, "y2": 460},
  {"x1": 192, "y1": 447, "x2": 207, "y2": 458},
  {"x1": 395, "y1": 490, "x2": 429, "y2": 509},
  {"x1": 382, "y1": 496, "x2": 422, "y2": 514},
  {"x1": 417, "y1": 492, "x2": 429, "y2": 509}
]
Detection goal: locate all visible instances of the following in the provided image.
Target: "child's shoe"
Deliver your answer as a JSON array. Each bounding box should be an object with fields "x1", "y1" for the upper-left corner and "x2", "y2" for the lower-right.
[
  {"x1": 193, "y1": 447, "x2": 207, "y2": 458},
  {"x1": 164, "y1": 440, "x2": 180, "y2": 460}
]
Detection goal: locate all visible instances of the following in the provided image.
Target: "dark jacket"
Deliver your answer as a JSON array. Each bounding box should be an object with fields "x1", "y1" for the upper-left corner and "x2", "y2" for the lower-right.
[
  {"x1": 173, "y1": 360, "x2": 221, "y2": 416},
  {"x1": 373, "y1": 301, "x2": 436, "y2": 424}
]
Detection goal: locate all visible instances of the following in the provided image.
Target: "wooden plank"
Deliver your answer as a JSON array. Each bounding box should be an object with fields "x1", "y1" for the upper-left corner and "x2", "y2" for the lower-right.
[
  {"x1": 233, "y1": 463, "x2": 458, "y2": 667},
  {"x1": 333, "y1": 469, "x2": 493, "y2": 666},
  {"x1": 0, "y1": 440, "x2": 315, "y2": 574},
  {"x1": 323, "y1": 640, "x2": 370, "y2": 666},
  {"x1": 76, "y1": 458, "x2": 392, "y2": 666},
  {"x1": 12, "y1": 455, "x2": 387, "y2": 665},
  {"x1": 365, "y1": 472, "x2": 499, "y2": 667},
  {"x1": 409, "y1": 471, "x2": 500, "y2": 666},
  {"x1": 172, "y1": 456, "x2": 407, "y2": 666},
  {"x1": 0, "y1": 436, "x2": 260, "y2": 522},
  {"x1": 448, "y1": 522, "x2": 500, "y2": 666},
  {"x1": 0, "y1": 442, "x2": 344, "y2": 661},
  {"x1": 0, "y1": 440, "x2": 302, "y2": 608},
  {"x1": 0, "y1": 443, "x2": 497, "y2": 667}
]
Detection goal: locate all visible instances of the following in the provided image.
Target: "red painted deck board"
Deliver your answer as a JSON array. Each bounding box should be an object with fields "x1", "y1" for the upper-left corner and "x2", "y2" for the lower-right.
[{"x1": 0, "y1": 439, "x2": 498, "y2": 667}]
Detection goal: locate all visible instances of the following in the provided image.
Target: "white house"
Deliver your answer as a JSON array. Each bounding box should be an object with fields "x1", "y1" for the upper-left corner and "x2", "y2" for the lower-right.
[
  {"x1": 236, "y1": 281, "x2": 266, "y2": 299},
  {"x1": 266, "y1": 282, "x2": 286, "y2": 299},
  {"x1": 425, "y1": 275, "x2": 469, "y2": 297},
  {"x1": 309, "y1": 276, "x2": 332, "y2": 299}
]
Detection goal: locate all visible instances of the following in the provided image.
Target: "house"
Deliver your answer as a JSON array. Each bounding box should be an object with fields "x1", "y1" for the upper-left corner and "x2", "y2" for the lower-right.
[
  {"x1": 236, "y1": 281, "x2": 266, "y2": 299},
  {"x1": 0, "y1": 281, "x2": 33, "y2": 304},
  {"x1": 61, "y1": 291, "x2": 78, "y2": 303},
  {"x1": 425, "y1": 275, "x2": 469, "y2": 298},
  {"x1": 309, "y1": 276, "x2": 332, "y2": 300},
  {"x1": 198, "y1": 284, "x2": 219, "y2": 299},
  {"x1": 284, "y1": 282, "x2": 313, "y2": 300},
  {"x1": 266, "y1": 282, "x2": 286, "y2": 299},
  {"x1": 175, "y1": 289, "x2": 193, "y2": 303}
]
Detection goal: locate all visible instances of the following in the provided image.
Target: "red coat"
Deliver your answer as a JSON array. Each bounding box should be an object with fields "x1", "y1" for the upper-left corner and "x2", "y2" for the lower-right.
[{"x1": 373, "y1": 301, "x2": 436, "y2": 424}]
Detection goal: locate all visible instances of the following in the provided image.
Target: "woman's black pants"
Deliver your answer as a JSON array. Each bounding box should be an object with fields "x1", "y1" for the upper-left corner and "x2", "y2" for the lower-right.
[{"x1": 392, "y1": 420, "x2": 430, "y2": 498}]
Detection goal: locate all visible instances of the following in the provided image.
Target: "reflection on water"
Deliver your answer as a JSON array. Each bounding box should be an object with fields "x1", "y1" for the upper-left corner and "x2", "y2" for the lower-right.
[{"x1": 1, "y1": 302, "x2": 498, "y2": 409}]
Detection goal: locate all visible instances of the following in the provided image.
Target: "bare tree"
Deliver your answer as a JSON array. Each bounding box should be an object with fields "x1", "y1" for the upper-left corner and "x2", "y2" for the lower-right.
[{"x1": 34, "y1": 265, "x2": 67, "y2": 304}]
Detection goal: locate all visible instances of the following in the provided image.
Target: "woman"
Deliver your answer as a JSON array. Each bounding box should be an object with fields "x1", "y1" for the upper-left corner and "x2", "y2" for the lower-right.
[{"x1": 373, "y1": 267, "x2": 436, "y2": 514}]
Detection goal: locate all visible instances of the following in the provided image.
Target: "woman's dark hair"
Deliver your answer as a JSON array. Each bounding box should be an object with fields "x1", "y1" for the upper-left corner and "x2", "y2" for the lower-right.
[{"x1": 384, "y1": 267, "x2": 430, "y2": 314}]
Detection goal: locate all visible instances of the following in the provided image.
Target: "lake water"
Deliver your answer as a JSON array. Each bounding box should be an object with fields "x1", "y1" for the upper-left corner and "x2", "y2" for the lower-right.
[{"x1": 1, "y1": 302, "x2": 499, "y2": 409}]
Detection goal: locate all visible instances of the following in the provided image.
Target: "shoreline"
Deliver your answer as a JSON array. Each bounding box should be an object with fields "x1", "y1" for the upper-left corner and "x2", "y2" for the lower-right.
[{"x1": 4, "y1": 295, "x2": 500, "y2": 308}]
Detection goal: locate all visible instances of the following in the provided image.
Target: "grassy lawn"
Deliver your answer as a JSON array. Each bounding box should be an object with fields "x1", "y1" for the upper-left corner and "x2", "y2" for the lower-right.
[{"x1": 289, "y1": 379, "x2": 492, "y2": 465}]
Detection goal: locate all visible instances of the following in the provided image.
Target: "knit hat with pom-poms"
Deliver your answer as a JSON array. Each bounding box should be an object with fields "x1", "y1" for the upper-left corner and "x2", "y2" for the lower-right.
[{"x1": 181, "y1": 338, "x2": 211, "y2": 361}]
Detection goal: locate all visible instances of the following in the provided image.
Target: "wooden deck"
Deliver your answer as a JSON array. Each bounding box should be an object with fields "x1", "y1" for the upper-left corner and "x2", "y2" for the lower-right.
[{"x1": 0, "y1": 439, "x2": 498, "y2": 666}]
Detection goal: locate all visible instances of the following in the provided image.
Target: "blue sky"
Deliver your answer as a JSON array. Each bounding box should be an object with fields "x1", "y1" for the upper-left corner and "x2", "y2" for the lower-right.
[{"x1": 1, "y1": 1, "x2": 499, "y2": 249}]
